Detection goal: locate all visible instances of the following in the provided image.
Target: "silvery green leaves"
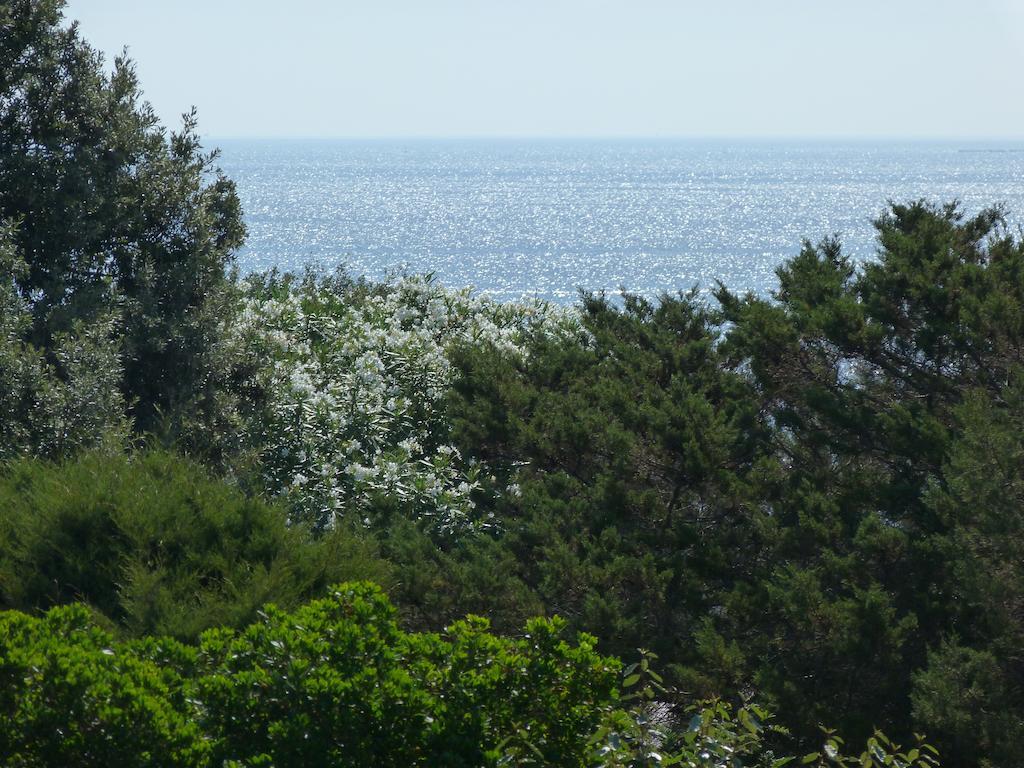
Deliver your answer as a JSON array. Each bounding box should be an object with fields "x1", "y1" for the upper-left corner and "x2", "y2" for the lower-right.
[{"x1": 0, "y1": 225, "x2": 128, "y2": 460}]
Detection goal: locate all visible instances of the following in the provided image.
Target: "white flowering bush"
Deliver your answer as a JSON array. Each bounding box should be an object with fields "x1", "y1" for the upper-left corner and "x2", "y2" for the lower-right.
[{"x1": 230, "y1": 270, "x2": 587, "y2": 534}]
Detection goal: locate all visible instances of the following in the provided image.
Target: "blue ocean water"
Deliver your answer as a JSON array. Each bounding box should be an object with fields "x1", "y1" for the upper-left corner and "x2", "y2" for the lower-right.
[{"x1": 215, "y1": 139, "x2": 1024, "y2": 303}]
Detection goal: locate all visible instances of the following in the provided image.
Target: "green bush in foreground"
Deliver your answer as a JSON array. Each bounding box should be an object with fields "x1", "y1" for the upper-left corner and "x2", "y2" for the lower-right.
[
  {"x1": 0, "y1": 605, "x2": 206, "y2": 768},
  {"x1": 198, "y1": 583, "x2": 617, "y2": 766},
  {"x1": 0, "y1": 583, "x2": 940, "y2": 768},
  {"x1": 0, "y1": 583, "x2": 619, "y2": 767}
]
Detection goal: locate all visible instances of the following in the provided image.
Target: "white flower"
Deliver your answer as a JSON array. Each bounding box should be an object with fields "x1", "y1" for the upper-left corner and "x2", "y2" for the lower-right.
[
  {"x1": 231, "y1": 270, "x2": 584, "y2": 534},
  {"x1": 347, "y1": 463, "x2": 372, "y2": 482},
  {"x1": 290, "y1": 369, "x2": 314, "y2": 395}
]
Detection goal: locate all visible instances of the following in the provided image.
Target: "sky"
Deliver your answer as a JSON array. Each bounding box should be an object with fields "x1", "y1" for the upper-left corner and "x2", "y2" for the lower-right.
[{"x1": 62, "y1": 0, "x2": 1024, "y2": 140}]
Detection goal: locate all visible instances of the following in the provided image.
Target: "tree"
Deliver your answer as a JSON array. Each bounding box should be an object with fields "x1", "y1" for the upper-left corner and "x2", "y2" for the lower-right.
[
  {"x1": 913, "y1": 376, "x2": 1024, "y2": 767},
  {"x1": 715, "y1": 200, "x2": 1024, "y2": 757},
  {"x1": 443, "y1": 290, "x2": 769, "y2": 678},
  {"x1": 0, "y1": 448, "x2": 393, "y2": 640},
  {"x1": 0, "y1": 583, "x2": 622, "y2": 767},
  {"x1": 0, "y1": 0, "x2": 245, "y2": 451},
  {"x1": 0, "y1": 220, "x2": 127, "y2": 459}
]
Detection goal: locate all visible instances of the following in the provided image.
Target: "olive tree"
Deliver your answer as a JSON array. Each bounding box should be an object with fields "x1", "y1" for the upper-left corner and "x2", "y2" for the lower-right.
[{"x1": 0, "y1": 0, "x2": 246, "y2": 453}]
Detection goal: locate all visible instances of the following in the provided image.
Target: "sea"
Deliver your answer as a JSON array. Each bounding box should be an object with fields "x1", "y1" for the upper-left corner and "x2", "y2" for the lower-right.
[{"x1": 215, "y1": 139, "x2": 1024, "y2": 303}]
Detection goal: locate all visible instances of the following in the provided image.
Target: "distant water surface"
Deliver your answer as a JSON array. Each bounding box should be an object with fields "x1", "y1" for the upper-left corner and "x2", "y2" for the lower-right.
[{"x1": 215, "y1": 139, "x2": 1024, "y2": 302}]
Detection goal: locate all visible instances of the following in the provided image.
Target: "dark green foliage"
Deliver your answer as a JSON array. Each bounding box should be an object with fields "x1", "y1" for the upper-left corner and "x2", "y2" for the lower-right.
[
  {"x1": 430, "y1": 201, "x2": 1024, "y2": 765},
  {"x1": 0, "y1": 221, "x2": 128, "y2": 459},
  {"x1": 375, "y1": 516, "x2": 546, "y2": 634},
  {"x1": 711, "y1": 201, "x2": 1024, "y2": 758},
  {"x1": 911, "y1": 374, "x2": 1024, "y2": 767},
  {"x1": 0, "y1": 449, "x2": 392, "y2": 639},
  {"x1": 444, "y1": 291, "x2": 768, "y2": 670},
  {"x1": 0, "y1": 0, "x2": 246, "y2": 453}
]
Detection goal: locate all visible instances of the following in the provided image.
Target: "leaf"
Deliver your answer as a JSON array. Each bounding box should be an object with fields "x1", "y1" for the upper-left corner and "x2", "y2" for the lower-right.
[{"x1": 738, "y1": 708, "x2": 761, "y2": 734}]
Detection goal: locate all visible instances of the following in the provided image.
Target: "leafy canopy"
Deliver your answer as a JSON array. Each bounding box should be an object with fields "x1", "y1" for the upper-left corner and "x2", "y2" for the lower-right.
[{"x1": 0, "y1": 0, "x2": 245, "y2": 451}]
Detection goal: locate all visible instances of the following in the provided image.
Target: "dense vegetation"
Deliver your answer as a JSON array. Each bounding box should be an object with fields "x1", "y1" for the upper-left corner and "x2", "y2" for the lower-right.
[
  {"x1": 0, "y1": 450, "x2": 392, "y2": 639},
  {"x1": 1, "y1": 1, "x2": 1022, "y2": 765},
  {"x1": 1, "y1": 582, "x2": 940, "y2": 768}
]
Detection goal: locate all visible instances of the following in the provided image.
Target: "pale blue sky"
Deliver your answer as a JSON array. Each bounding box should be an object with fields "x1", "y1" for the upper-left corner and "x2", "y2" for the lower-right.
[{"x1": 63, "y1": 0, "x2": 1024, "y2": 139}]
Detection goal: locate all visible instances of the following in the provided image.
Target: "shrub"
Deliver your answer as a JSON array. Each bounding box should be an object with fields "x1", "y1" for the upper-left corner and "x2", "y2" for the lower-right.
[
  {"x1": 0, "y1": 449, "x2": 391, "y2": 639},
  {"x1": 229, "y1": 269, "x2": 586, "y2": 532},
  {"x1": 196, "y1": 582, "x2": 619, "y2": 767},
  {"x1": 0, "y1": 593, "x2": 942, "y2": 767},
  {"x1": 0, "y1": 605, "x2": 206, "y2": 768},
  {"x1": 0, "y1": 583, "x2": 622, "y2": 767}
]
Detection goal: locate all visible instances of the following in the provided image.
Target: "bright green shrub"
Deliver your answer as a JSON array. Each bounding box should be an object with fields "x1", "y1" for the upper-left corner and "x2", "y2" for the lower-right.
[
  {"x1": 0, "y1": 583, "x2": 622, "y2": 767},
  {"x1": 0, "y1": 450, "x2": 392, "y2": 639},
  {"x1": 196, "y1": 582, "x2": 619, "y2": 767},
  {"x1": 0, "y1": 584, "x2": 945, "y2": 767},
  {"x1": 0, "y1": 605, "x2": 206, "y2": 768}
]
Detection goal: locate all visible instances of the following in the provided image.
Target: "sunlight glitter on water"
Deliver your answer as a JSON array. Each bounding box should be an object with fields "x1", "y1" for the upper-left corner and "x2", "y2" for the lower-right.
[{"x1": 217, "y1": 139, "x2": 1024, "y2": 303}]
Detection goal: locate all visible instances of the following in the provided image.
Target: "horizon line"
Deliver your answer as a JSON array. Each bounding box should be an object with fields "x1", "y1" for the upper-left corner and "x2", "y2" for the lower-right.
[{"x1": 202, "y1": 132, "x2": 1024, "y2": 144}]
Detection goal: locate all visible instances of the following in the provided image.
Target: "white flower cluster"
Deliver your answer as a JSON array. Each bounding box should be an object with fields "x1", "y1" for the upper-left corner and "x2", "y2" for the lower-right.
[{"x1": 230, "y1": 273, "x2": 587, "y2": 535}]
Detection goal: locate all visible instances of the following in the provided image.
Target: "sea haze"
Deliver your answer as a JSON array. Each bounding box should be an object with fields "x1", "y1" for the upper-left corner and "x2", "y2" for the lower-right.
[{"x1": 215, "y1": 139, "x2": 1024, "y2": 302}]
